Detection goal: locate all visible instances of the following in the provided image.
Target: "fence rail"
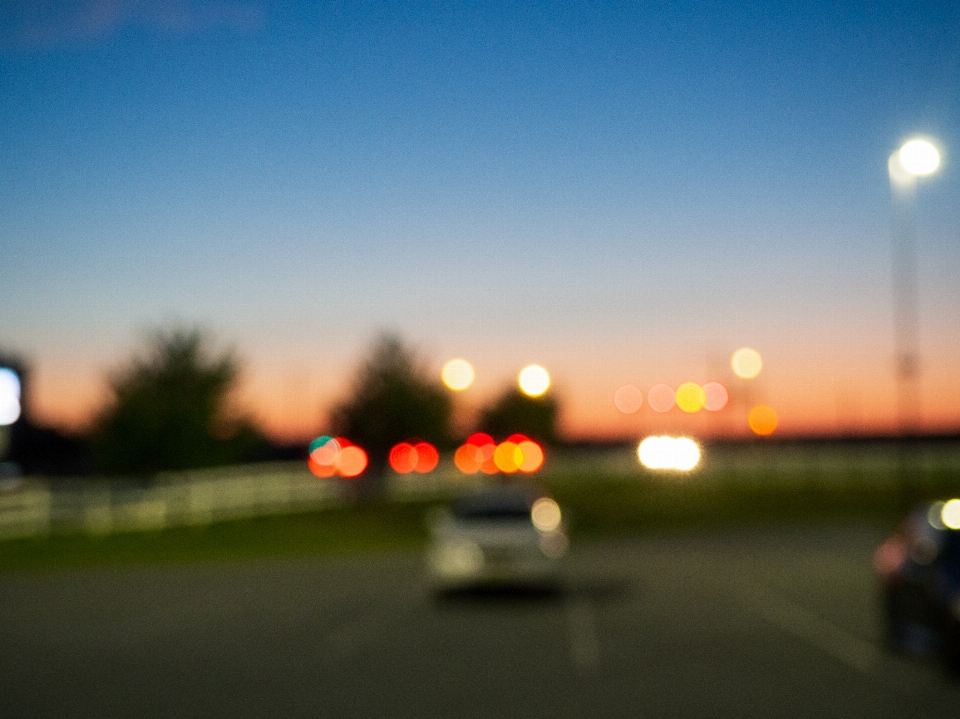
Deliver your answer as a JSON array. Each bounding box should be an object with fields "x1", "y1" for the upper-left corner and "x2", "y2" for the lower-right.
[{"x1": 0, "y1": 463, "x2": 344, "y2": 540}]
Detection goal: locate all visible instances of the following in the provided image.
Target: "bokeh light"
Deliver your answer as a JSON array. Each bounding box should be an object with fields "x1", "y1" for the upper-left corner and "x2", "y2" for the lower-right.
[
  {"x1": 412, "y1": 441, "x2": 439, "y2": 473},
  {"x1": 899, "y1": 139, "x2": 941, "y2": 177},
  {"x1": 647, "y1": 383, "x2": 676, "y2": 413},
  {"x1": 731, "y1": 348, "x2": 762, "y2": 379},
  {"x1": 454, "y1": 433, "x2": 544, "y2": 474},
  {"x1": 308, "y1": 436, "x2": 341, "y2": 477},
  {"x1": 308, "y1": 435, "x2": 368, "y2": 478},
  {"x1": 389, "y1": 440, "x2": 440, "y2": 474},
  {"x1": 0, "y1": 368, "x2": 21, "y2": 426},
  {"x1": 454, "y1": 432, "x2": 498, "y2": 474},
  {"x1": 494, "y1": 441, "x2": 521, "y2": 473},
  {"x1": 336, "y1": 446, "x2": 368, "y2": 477},
  {"x1": 702, "y1": 381, "x2": 729, "y2": 412},
  {"x1": 941, "y1": 499, "x2": 960, "y2": 530},
  {"x1": 637, "y1": 436, "x2": 701, "y2": 471},
  {"x1": 516, "y1": 440, "x2": 544, "y2": 472},
  {"x1": 614, "y1": 384, "x2": 644, "y2": 414},
  {"x1": 441, "y1": 359, "x2": 475, "y2": 391},
  {"x1": 675, "y1": 382, "x2": 706, "y2": 413},
  {"x1": 518, "y1": 365, "x2": 550, "y2": 397},
  {"x1": 748, "y1": 405, "x2": 778, "y2": 436},
  {"x1": 389, "y1": 442, "x2": 418, "y2": 474},
  {"x1": 531, "y1": 497, "x2": 562, "y2": 532}
]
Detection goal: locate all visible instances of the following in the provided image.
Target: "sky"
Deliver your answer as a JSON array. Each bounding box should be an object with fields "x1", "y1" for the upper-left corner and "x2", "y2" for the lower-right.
[{"x1": 1, "y1": 0, "x2": 959, "y2": 442}]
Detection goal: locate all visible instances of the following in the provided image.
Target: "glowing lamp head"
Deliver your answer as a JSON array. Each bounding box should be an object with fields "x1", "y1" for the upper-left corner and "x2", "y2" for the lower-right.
[
  {"x1": 441, "y1": 359, "x2": 475, "y2": 391},
  {"x1": 898, "y1": 139, "x2": 941, "y2": 177}
]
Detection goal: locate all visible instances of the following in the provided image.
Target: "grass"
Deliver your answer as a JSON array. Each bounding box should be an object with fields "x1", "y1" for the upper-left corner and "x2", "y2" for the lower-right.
[
  {"x1": 3, "y1": 454, "x2": 959, "y2": 573},
  {"x1": 0, "y1": 501, "x2": 436, "y2": 573}
]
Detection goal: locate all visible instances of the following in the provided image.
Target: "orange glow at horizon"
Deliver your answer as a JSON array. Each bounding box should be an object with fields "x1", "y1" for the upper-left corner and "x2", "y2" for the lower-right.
[{"x1": 25, "y1": 345, "x2": 960, "y2": 445}]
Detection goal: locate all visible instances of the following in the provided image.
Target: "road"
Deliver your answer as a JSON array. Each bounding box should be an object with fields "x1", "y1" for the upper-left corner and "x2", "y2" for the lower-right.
[{"x1": 1, "y1": 524, "x2": 957, "y2": 718}]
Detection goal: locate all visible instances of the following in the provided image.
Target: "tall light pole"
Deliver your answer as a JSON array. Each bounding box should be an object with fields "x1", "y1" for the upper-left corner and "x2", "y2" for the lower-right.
[{"x1": 888, "y1": 137, "x2": 940, "y2": 505}]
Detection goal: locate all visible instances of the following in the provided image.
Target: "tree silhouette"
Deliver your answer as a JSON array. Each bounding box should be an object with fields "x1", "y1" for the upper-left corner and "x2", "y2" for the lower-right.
[
  {"x1": 477, "y1": 388, "x2": 560, "y2": 446},
  {"x1": 330, "y1": 334, "x2": 452, "y2": 492},
  {"x1": 91, "y1": 327, "x2": 265, "y2": 477}
]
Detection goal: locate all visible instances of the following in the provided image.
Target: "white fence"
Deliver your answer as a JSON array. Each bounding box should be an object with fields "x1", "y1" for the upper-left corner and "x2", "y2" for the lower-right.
[
  {"x1": 0, "y1": 462, "x2": 345, "y2": 540},
  {"x1": 3, "y1": 441, "x2": 959, "y2": 541}
]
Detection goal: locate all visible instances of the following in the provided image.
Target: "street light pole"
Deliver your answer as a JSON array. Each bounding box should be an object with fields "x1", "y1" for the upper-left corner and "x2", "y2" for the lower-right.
[{"x1": 888, "y1": 138, "x2": 941, "y2": 506}]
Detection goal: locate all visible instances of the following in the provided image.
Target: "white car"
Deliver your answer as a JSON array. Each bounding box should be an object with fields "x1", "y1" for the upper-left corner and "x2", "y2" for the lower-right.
[{"x1": 426, "y1": 485, "x2": 568, "y2": 591}]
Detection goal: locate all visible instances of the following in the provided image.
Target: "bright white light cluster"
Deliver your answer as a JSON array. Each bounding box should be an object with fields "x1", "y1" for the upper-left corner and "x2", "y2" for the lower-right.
[
  {"x1": 0, "y1": 368, "x2": 21, "y2": 426},
  {"x1": 637, "y1": 436, "x2": 701, "y2": 471}
]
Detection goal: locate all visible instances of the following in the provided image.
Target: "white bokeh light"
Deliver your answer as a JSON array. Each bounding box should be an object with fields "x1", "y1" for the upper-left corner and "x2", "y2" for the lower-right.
[
  {"x1": 637, "y1": 436, "x2": 701, "y2": 471},
  {"x1": 0, "y1": 368, "x2": 21, "y2": 426},
  {"x1": 518, "y1": 365, "x2": 551, "y2": 397},
  {"x1": 898, "y1": 139, "x2": 941, "y2": 177}
]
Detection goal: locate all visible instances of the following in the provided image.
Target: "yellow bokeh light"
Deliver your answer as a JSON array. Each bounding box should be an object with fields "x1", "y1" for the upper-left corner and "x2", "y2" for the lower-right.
[
  {"x1": 748, "y1": 405, "x2": 778, "y2": 436},
  {"x1": 441, "y1": 358, "x2": 475, "y2": 390},
  {"x1": 675, "y1": 382, "x2": 706, "y2": 413},
  {"x1": 731, "y1": 347, "x2": 762, "y2": 379},
  {"x1": 518, "y1": 365, "x2": 550, "y2": 397},
  {"x1": 614, "y1": 384, "x2": 644, "y2": 414},
  {"x1": 941, "y1": 499, "x2": 960, "y2": 530},
  {"x1": 899, "y1": 139, "x2": 940, "y2": 177},
  {"x1": 493, "y1": 441, "x2": 520, "y2": 473}
]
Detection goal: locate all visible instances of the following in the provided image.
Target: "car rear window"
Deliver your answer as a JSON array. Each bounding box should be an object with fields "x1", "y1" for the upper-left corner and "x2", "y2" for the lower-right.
[{"x1": 452, "y1": 494, "x2": 535, "y2": 520}]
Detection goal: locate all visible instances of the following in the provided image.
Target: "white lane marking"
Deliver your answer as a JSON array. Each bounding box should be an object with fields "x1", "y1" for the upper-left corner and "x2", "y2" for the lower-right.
[
  {"x1": 565, "y1": 597, "x2": 600, "y2": 668},
  {"x1": 733, "y1": 578, "x2": 881, "y2": 674}
]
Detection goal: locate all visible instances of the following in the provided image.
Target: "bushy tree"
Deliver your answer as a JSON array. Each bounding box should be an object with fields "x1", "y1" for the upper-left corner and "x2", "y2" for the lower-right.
[
  {"x1": 477, "y1": 388, "x2": 560, "y2": 446},
  {"x1": 91, "y1": 327, "x2": 265, "y2": 477},
  {"x1": 330, "y1": 334, "x2": 453, "y2": 490}
]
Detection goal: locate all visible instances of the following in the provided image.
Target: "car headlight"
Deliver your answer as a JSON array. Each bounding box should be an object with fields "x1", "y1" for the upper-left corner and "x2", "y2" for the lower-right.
[{"x1": 434, "y1": 541, "x2": 484, "y2": 575}]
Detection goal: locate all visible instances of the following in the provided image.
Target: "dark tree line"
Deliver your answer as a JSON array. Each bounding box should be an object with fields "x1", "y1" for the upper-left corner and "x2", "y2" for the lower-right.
[{"x1": 3, "y1": 328, "x2": 560, "y2": 481}]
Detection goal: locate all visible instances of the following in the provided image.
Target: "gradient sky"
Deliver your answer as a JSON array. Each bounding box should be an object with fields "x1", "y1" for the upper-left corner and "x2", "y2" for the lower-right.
[{"x1": 2, "y1": 0, "x2": 959, "y2": 441}]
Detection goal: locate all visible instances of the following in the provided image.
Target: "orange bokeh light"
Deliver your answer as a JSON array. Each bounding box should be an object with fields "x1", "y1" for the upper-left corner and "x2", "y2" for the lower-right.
[
  {"x1": 308, "y1": 435, "x2": 367, "y2": 478},
  {"x1": 336, "y1": 445, "x2": 368, "y2": 477},
  {"x1": 454, "y1": 433, "x2": 544, "y2": 475},
  {"x1": 455, "y1": 433, "x2": 498, "y2": 474},
  {"x1": 413, "y1": 441, "x2": 440, "y2": 473},
  {"x1": 517, "y1": 440, "x2": 544, "y2": 472},
  {"x1": 454, "y1": 444, "x2": 480, "y2": 474},
  {"x1": 748, "y1": 405, "x2": 778, "y2": 436}
]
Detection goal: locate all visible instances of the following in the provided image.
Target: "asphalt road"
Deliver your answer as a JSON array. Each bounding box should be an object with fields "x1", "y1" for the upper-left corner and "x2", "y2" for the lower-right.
[{"x1": 1, "y1": 524, "x2": 958, "y2": 718}]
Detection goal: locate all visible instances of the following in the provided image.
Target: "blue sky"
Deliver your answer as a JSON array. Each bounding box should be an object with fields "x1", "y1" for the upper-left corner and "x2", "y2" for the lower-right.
[{"x1": 1, "y1": 0, "x2": 958, "y2": 439}]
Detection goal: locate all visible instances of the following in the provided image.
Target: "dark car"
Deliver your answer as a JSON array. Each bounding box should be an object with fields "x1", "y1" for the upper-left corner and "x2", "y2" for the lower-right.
[{"x1": 874, "y1": 500, "x2": 960, "y2": 672}]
